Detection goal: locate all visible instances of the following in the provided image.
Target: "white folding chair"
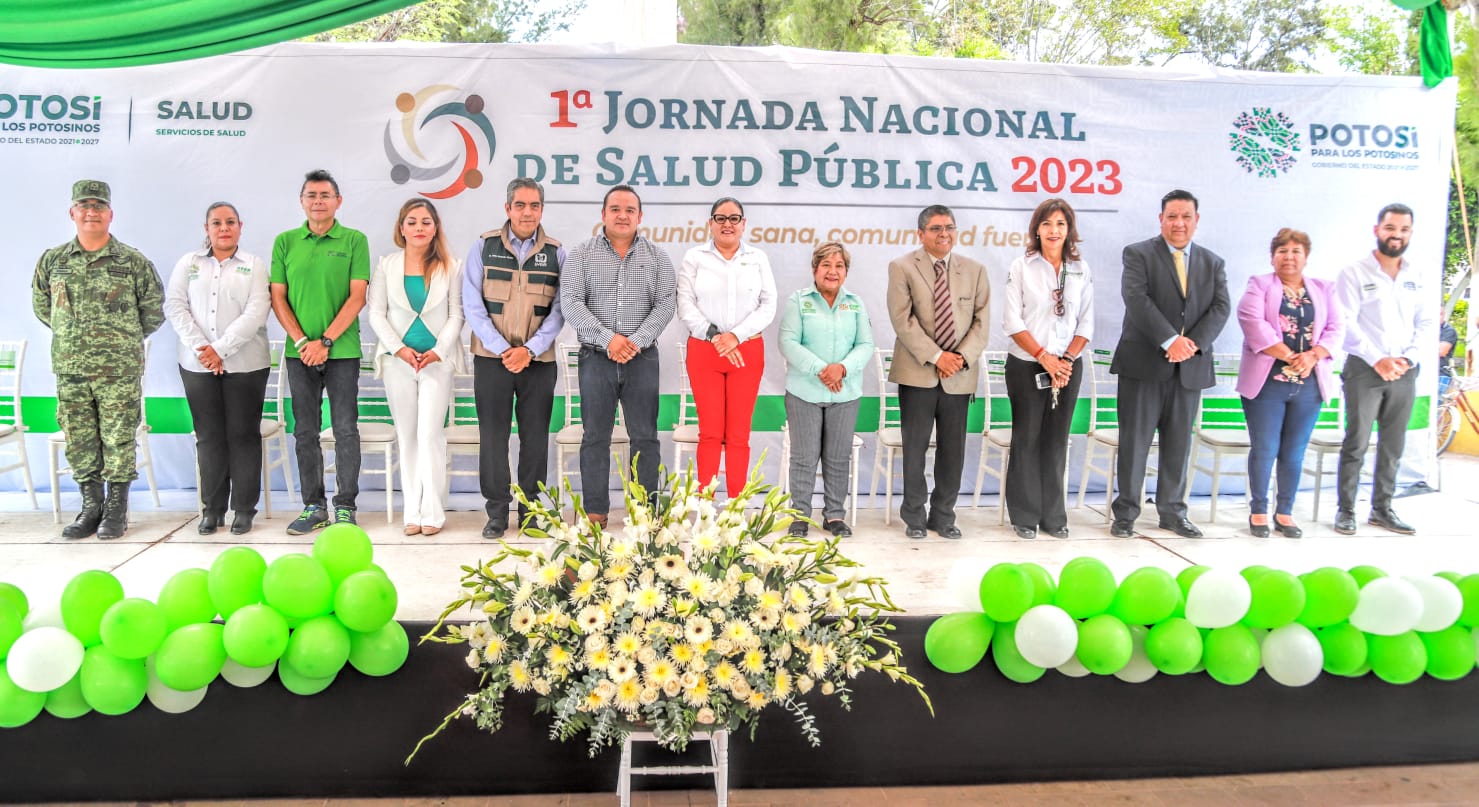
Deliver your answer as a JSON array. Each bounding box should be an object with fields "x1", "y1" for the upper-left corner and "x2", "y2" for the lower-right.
[
  {"x1": 49, "y1": 338, "x2": 159, "y2": 523},
  {"x1": 972, "y1": 351, "x2": 1011, "y2": 525},
  {"x1": 867, "y1": 349, "x2": 936, "y2": 525},
  {"x1": 778, "y1": 422, "x2": 863, "y2": 526},
  {"x1": 553, "y1": 343, "x2": 630, "y2": 490},
  {"x1": 323, "y1": 345, "x2": 397, "y2": 523},
  {"x1": 671, "y1": 342, "x2": 699, "y2": 475},
  {"x1": 1075, "y1": 348, "x2": 1157, "y2": 523},
  {"x1": 0, "y1": 340, "x2": 36, "y2": 509},
  {"x1": 445, "y1": 348, "x2": 480, "y2": 495},
  {"x1": 1190, "y1": 353, "x2": 1251, "y2": 522}
]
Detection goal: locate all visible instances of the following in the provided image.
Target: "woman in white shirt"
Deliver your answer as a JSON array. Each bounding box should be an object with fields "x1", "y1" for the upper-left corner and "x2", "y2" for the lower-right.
[
  {"x1": 164, "y1": 202, "x2": 272, "y2": 535},
  {"x1": 677, "y1": 198, "x2": 777, "y2": 497},
  {"x1": 1001, "y1": 198, "x2": 1095, "y2": 539},
  {"x1": 368, "y1": 199, "x2": 464, "y2": 535}
]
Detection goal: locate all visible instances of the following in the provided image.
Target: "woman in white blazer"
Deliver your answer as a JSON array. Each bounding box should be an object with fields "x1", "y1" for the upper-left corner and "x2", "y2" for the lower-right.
[{"x1": 368, "y1": 199, "x2": 464, "y2": 535}]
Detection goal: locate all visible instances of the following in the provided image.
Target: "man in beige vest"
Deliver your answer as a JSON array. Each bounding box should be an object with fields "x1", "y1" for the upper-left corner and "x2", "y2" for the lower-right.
[
  {"x1": 887, "y1": 204, "x2": 991, "y2": 539},
  {"x1": 462, "y1": 178, "x2": 565, "y2": 538}
]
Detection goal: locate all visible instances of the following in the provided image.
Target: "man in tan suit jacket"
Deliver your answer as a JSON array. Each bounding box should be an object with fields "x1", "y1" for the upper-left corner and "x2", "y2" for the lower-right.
[{"x1": 887, "y1": 204, "x2": 991, "y2": 539}]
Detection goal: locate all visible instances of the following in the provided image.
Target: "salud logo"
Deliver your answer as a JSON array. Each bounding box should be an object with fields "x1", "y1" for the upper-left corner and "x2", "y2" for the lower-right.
[
  {"x1": 1228, "y1": 107, "x2": 1301, "y2": 179},
  {"x1": 384, "y1": 85, "x2": 496, "y2": 199}
]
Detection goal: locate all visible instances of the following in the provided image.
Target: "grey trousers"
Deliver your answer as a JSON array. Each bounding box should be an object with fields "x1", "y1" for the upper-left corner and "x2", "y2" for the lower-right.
[
  {"x1": 784, "y1": 393, "x2": 859, "y2": 523},
  {"x1": 1337, "y1": 356, "x2": 1418, "y2": 514}
]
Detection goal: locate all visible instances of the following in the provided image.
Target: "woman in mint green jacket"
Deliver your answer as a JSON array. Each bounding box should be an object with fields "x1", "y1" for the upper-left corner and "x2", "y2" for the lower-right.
[{"x1": 779, "y1": 241, "x2": 875, "y2": 537}]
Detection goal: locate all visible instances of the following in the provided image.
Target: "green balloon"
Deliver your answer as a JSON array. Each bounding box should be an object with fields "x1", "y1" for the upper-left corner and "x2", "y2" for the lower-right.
[
  {"x1": 1145, "y1": 617, "x2": 1203, "y2": 675},
  {"x1": 43, "y1": 671, "x2": 92, "y2": 719},
  {"x1": 979, "y1": 563, "x2": 1034, "y2": 623},
  {"x1": 283, "y1": 615, "x2": 351, "y2": 679},
  {"x1": 1297, "y1": 568, "x2": 1360, "y2": 628},
  {"x1": 262, "y1": 554, "x2": 334, "y2": 620},
  {"x1": 1172, "y1": 566, "x2": 1210, "y2": 619},
  {"x1": 1420, "y1": 627, "x2": 1476, "y2": 681},
  {"x1": 99, "y1": 598, "x2": 167, "y2": 660},
  {"x1": 223, "y1": 604, "x2": 290, "y2": 668},
  {"x1": 1240, "y1": 565, "x2": 1272, "y2": 583},
  {"x1": 208, "y1": 546, "x2": 268, "y2": 619},
  {"x1": 0, "y1": 666, "x2": 47, "y2": 728},
  {"x1": 157, "y1": 568, "x2": 218, "y2": 630},
  {"x1": 312, "y1": 524, "x2": 374, "y2": 584},
  {"x1": 1349, "y1": 565, "x2": 1387, "y2": 588},
  {"x1": 0, "y1": 600, "x2": 22, "y2": 661},
  {"x1": 1076, "y1": 614, "x2": 1132, "y2": 675},
  {"x1": 79, "y1": 645, "x2": 148, "y2": 715},
  {"x1": 349, "y1": 620, "x2": 411, "y2": 677},
  {"x1": 923, "y1": 612, "x2": 995, "y2": 673},
  {"x1": 0, "y1": 581, "x2": 28, "y2": 620},
  {"x1": 1055, "y1": 557, "x2": 1116, "y2": 619},
  {"x1": 1435, "y1": 571, "x2": 1463, "y2": 585},
  {"x1": 278, "y1": 658, "x2": 338, "y2": 696},
  {"x1": 1111, "y1": 567, "x2": 1180, "y2": 625},
  {"x1": 61, "y1": 570, "x2": 125, "y2": 646},
  {"x1": 334, "y1": 571, "x2": 399, "y2": 633},
  {"x1": 991, "y1": 621, "x2": 1045, "y2": 683},
  {"x1": 154, "y1": 623, "x2": 227, "y2": 691},
  {"x1": 1317, "y1": 622, "x2": 1368, "y2": 676},
  {"x1": 1243, "y1": 570, "x2": 1306, "y2": 629},
  {"x1": 1203, "y1": 625, "x2": 1260, "y2": 685},
  {"x1": 1019, "y1": 563, "x2": 1057, "y2": 607},
  {"x1": 1456, "y1": 575, "x2": 1479, "y2": 628},
  {"x1": 1368, "y1": 632, "x2": 1426, "y2": 685}
]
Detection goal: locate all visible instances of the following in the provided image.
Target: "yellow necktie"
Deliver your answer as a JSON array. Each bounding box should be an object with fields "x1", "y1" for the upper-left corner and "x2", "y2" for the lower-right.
[{"x1": 1173, "y1": 249, "x2": 1188, "y2": 296}]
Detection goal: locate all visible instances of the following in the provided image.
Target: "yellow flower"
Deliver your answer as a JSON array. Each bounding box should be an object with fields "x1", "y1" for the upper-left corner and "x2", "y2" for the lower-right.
[
  {"x1": 617, "y1": 677, "x2": 642, "y2": 710},
  {"x1": 808, "y1": 646, "x2": 830, "y2": 676},
  {"x1": 583, "y1": 688, "x2": 607, "y2": 712},
  {"x1": 781, "y1": 611, "x2": 806, "y2": 633},
  {"x1": 758, "y1": 589, "x2": 784, "y2": 610},
  {"x1": 570, "y1": 577, "x2": 599, "y2": 602},
  {"x1": 536, "y1": 563, "x2": 563, "y2": 587},
  {"x1": 725, "y1": 621, "x2": 752, "y2": 645},
  {"x1": 587, "y1": 646, "x2": 613, "y2": 669},
  {"x1": 482, "y1": 636, "x2": 506, "y2": 664},
  {"x1": 741, "y1": 648, "x2": 765, "y2": 675},
  {"x1": 682, "y1": 574, "x2": 710, "y2": 600},
  {"x1": 773, "y1": 669, "x2": 793, "y2": 699},
  {"x1": 684, "y1": 675, "x2": 711, "y2": 706},
  {"x1": 509, "y1": 660, "x2": 532, "y2": 692},
  {"x1": 691, "y1": 531, "x2": 721, "y2": 555},
  {"x1": 645, "y1": 658, "x2": 677, "y2": 687},
  {"x1": 614, "y1": 632, "x2": 642, "y2": 656},
  {"x1": 632, "y1": 585, "x2": 664, "y2": 617},
  {"x1": 712, "y1": 661, "x2": 738, "y2": 689},
  {"x1": 671, "y1": 643, "x2": 695, "y2": 665},
  {"x1": 787, "y1": 584, "x2": 811, "y2": 610},
  {"x1": 746, "y1": 691, "x2": 768, "y2": 709},
  {"x1": 608, "y1": 540, "x2": 633, "y2": 560},
  {"x1": 547, "y1": 645, "x2": 572, "y2": 667},
  {"x1": 604, "y1": 558, "x2": 635, "y2": 581}
]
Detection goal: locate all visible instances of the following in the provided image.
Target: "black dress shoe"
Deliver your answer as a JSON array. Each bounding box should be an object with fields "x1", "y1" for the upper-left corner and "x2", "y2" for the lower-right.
[
  {"x1": 1248, "y1": 515, "x2": 1271, "y2": 538},
  {"x1": 482, "y1": 518, "x2": 508, "y2": 539},
  {"x1": 1047, "y1": 526, "x2": 1070, "y2": 539},
  {"x1": 1110, "y1": 520, "x2": 1136, "y2": 538},
  {"x1": 905, "y1": 526, "x2": 927, "y2": 540},
  {"x1": 934, "y1": 524, "x2": 963, "y2": 539},
  {"x1": 1013, "y1": 525, "x2": 1036, "y2": 539},
  {"x1": 824, "y1": 520, "x2": 852, "y2": 538},
  {"x1": 1368, "y1": 509, "x2": 1416, "y2": 535},
  {"x1": 1158, "y1": 518, "x2": 1204, "y2": 539},
  {"x1": 1333, "y1": 510, "x2": 1357, "y2": 535},
  {"x1": 198, "y1": 512, "x2": 222, "y2": 535},
  {"x1": 229, "y1": 512, "x2": 254, "y2": 535},
  {"x1": 1273, "y1": 516, "x2": 1303, "y2": 539}
]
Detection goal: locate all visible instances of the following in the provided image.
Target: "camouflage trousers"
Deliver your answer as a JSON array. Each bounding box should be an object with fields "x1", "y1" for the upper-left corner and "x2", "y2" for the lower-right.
[{"x1": 55, "y1": 374, "x2": 141, "y2": 483}]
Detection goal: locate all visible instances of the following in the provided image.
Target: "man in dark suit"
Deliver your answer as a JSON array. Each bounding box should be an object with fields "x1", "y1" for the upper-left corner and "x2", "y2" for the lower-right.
[{"x1": 1110, "y1": 189, "x2": 1230, "y2": 538}]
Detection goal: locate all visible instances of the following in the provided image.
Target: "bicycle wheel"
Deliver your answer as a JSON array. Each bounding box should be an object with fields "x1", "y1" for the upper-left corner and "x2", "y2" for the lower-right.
[{"x1": 1436, "y1": 404, "x2": 1457, "y2": 456}]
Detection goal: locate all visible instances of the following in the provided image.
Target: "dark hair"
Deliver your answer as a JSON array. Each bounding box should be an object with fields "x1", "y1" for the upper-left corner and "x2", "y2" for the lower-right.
[
  {"x1": 1026, "y1": 198, "x2": 1082, "y2": 262},
  {"x1": 392, "y1": 198, "x2": 450, "y2": 282},
  {"x1": 1160, "y1": 189, "x2": 1198, "y2": 212},
  {"x1": 202, "y1": 201, "x2": 241, "y2": 251},
  {"x1": 811, "y1": 241, "x2": 851, "y2": 270},
  {"x1": 1377, "y1": 203, "x2": 1414, "y2": 224},
  {"x1": 506, "y1": 177, "x2": 544, "y2": 204},
  {"x1": 917, "y1": 204, "x2": 954, "y2": 231},
  {"x1": 1269, "y1": 227, "x2": 1311, "y2": 256},
  {"x1": 300, "y1": 169, "x2": 340, "y2": 197},
  {"x1": 602, "y1": 184, "x2": 642, "y2": 212},
  {"x1": 710, "y1": 197, "x2": 744, "y2": 217}
]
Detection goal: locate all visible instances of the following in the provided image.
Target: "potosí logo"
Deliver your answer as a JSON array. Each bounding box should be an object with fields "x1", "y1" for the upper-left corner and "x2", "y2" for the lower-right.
[
  {"x1": 1308, "y1": 121, "x2": 1418, "y2": 160},
  {"x1": 0, "y1": 92, "x2": 102, "y2": 133},
  {"x1": 384, "y1": 85, "x2": 496, "y2": 199},
  {"x1": 1228, "y1": 107, "x2": 1300, "y2": 179}
]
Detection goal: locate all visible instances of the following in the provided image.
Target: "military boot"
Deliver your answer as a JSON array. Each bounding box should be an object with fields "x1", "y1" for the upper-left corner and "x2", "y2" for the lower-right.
[
  {"x1": 97, "y1": 481, "x2": 131, "y2": 540},
  {"x1": 61, "y1": 481, "x2": 105, "y2": 539}
]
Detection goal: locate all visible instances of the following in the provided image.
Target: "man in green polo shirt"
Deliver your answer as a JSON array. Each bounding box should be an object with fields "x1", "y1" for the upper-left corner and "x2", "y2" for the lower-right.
[{"x1": 270, "y1": 169, "x2": 370, "y2": 534}]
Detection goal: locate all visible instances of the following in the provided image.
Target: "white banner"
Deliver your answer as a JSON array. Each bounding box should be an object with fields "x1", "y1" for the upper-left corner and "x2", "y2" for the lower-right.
[{"x1": 0, "y1": 43, "x2": 1457, "y2": 493}]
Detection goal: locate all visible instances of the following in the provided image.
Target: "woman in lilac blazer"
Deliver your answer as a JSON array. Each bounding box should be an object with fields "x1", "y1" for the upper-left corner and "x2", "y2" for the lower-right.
[{"x1": 1236, "y1": 228, "x2": 1344, "y2": 538}]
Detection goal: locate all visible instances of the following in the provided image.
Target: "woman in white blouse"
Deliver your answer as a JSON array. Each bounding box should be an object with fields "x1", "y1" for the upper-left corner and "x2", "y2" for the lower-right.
[
  {"x1": 1002, "y1": 198, "x2": 1095, "y2": 539},
  {"x1": 164, "y1": 202, "x2": 272, "y2": 536},
  {"x1": 368, "y1": 199, "x2": 464, "y2": 535},
  {"x1": 677, "y1": 197, "x2": 778, "y2": 497}
]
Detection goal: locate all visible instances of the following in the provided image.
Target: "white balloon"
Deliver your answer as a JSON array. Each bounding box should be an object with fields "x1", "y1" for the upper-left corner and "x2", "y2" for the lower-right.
[
  {"x1": 1015, "y1": 604, "x2": 1078, "y2": 668},
  {"x1": 20, "y1": 600, "x2": 64, "y2": 631},
  {"x1": 145, "y1": 658, "x2": 208, "y2": 714},
  {"x1": 1114, "y1": 624, "x2": 1158, "y2": 683},
  {"x1": 1057, "y1": 656, "x2": 1091, "y2": 678},
  {"x1": 944, "y1": 559, "x2": 991, "y2": 613},
  {"x1": 1185, "y1": 570, "x2": 1252, "y2": 629},
  {"x1": 1349, "y1": 577, "x2": 1422, "y2": 636},
  {"x1": 1406, "y1": 576, "x2": 1463, "y2": 632},
  {"x1": 5, "y1": 626, "x2": 85, "y2": 693},
  {"x1": 1261, "y1": 624, "x2": 1323, "y2": 687},
  {"x1": 220, "y1": 658, "x2": 276, "y2": 688}
]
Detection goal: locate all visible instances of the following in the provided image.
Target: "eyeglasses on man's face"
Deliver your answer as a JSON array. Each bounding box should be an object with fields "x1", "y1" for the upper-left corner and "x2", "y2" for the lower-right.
[{"x1": 924, "y1": 225, "x2": 956, "y2": 234}]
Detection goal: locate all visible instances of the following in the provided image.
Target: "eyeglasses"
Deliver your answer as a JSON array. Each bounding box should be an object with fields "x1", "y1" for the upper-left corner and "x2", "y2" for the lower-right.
[
  {"x1": 711, "y1": 214, "x2": 743, "y2": 225},
  {"x1": 74, "y1": 201, "x2": 110, "y2": 212},
  {"x1": 924, "y1": 225, "x2": 957, "y2": 234},
  {"x1": 301, "y1": 192, "x2": 338, "y2": 201}
]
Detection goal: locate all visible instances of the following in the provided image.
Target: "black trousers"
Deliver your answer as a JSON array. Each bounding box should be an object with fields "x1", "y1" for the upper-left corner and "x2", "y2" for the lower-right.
[
  {"x1": 1004, "y1": 355, "x2": 1082, "y2": 531},
  {"x1": 1112, "y1": 370, "x2": 1199, "y2": 524},
  {"x1": 898, "y1": 383, "x2": 971, "y2": 530},
  {"x1": 474, "y1": 355, "x2": 556, "y2": 521},
  {"x1": 180, "y1": 366, "x2": 269, "y2": 516}
]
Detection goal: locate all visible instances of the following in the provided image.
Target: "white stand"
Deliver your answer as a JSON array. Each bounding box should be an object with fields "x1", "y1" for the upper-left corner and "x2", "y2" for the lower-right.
[{"x1": 617, "y1": 728, "x2": 729, "y2": 807}]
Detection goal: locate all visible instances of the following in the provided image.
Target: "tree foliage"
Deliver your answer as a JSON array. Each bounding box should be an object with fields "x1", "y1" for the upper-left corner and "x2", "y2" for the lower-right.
[
  {"x1": 315, "y1": 0, "x2": 585, "y2": 43},
  {"x1": 678, "y1": 0, "x2": 921, "y2": 52},
  {"x1": 1155, "y1": 0, "x2": 1326, "y2": 72}
]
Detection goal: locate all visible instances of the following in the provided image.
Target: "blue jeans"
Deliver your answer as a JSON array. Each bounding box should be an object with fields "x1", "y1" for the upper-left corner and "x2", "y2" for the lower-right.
[
  {"x1": 1242, "y1": 379, "x2": 1322, "y2": 515},
  {"x1": 577, "y1": 345, "x2": 660, "y2": 515}
]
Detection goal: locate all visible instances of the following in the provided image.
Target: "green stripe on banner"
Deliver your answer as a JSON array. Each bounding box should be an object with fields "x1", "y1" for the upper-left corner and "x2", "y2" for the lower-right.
[{"x1": 18, "y1": 395, "x2": 1433, "y2": 434}]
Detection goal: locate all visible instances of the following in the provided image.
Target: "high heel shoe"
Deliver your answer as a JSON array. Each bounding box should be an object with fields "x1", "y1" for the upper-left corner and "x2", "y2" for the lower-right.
[
  {"x1": 1274, "y1": 515, "x2": 1302, "y2": 539},
  {"x1": 1248, "y1": 514, "x2": 1271, "y2": 538}
]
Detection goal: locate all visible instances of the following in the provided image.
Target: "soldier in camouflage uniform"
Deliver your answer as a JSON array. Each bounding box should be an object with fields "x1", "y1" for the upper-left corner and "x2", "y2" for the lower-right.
[{"x1": 31, "y1": 179, "x2": 165, "y2": 539}]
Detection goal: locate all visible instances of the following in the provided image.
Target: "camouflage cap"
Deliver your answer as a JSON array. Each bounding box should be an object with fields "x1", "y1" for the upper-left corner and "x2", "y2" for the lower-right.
[{"x1": 71, "y1": 179, "x2": 111, "y2": 204}]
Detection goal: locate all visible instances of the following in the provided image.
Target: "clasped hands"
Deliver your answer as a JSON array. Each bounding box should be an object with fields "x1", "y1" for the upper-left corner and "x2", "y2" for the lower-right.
[
  {"x1": 395, "y1": 346, "x2": 443, "y2": 371},
  {"x1": 711, "y1": 331, "x2": 745, "y2": 367},
  {"x1": 1038, "y1": 353, "x2": 1074, "y2": 388},
  {"x1": 607, "y1": 333, "x2": 640, "y2": 364},
  {"x1": 1165, "y1": 335, "x2": 1199, "y2": 364},
  {"x1": 196, "y1": 345, "x2": 224, "y2": 375},
  {"x1": 1373, "y1": 356, "x2": 1410, "y2": 382},
  {"x1": 817, "y1": 362, "x2": 846, "y2": 393},
  {"x1": 935, "y1": 350, "x2": 965, "y2": 379}
]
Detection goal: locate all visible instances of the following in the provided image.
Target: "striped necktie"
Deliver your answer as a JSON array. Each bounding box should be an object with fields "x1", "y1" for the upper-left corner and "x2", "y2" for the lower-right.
[{"x1": 933, "y1": 259, "x2": 956, "y2": 350}]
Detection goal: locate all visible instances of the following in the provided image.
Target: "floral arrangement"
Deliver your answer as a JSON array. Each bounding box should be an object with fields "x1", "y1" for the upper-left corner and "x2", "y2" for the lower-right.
[{"x1": 408, "y1": 467, "x2": 930, "y2": 760}]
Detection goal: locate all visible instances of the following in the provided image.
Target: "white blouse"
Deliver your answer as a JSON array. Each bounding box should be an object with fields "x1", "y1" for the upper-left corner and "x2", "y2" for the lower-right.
[
  {"x1": 163, "y1": 248, "x2": 272, "y2": 373},
  {"x1": 676, "y1": 241, "x2": 778, "y2": 341},
  {"x1": 1001, "y1": 252, "x2": 1095, "y2": 362}
]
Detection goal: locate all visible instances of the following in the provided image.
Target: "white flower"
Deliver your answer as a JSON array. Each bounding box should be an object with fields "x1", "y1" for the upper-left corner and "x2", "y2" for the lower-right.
[
  {"x1": 609, "y1": 657, "x2": 637, "y2": 682},
  {"x1": 691, "y1": 531, "x2": 721, "y2": 555},
  {"x1": 684, "y1": 616, "x2": 714, "y2": 644},
  {"x1": 680, "y1": 671, "x2": 700, "y2": 690},
  {"x1": 464, "y1": 649, "x2": 481, "y2": 669},
  {"x1": 821, "y1": 681, "x2": 835, "y2": 696},
  {"x1": 662, "y1": 679, "x2": 682, "y2": 697},
  {"x1": 510, "y1": 607, "x2": 537, "y2": 635},
  {"x1": 616, "y1": 677, "x2": 643, "y2": 710},
  {"x1": 741, "y1": 649, "x2": 766, "y2": 675},
  {"x1": 639, "y1": 686, "x2": 660, "y2": 705},
  {"x1": 636, "y1": 645, "x2": 659, "y2": 665},
  {"x1": 536, "y1": 562, "x2": 564, "y2": 588},
  {"x1": 585, "y1": 633, "x2": 609, "y2": 654},
  {"x1": 656, "y1": 555, "x2": 686, "y2": 580},
  {"x1": 752, "y1": 608, "x2": 780, "y2": 631},
  {"x1": 696, "y1": 707, "x2": 716, "y2": 724},
  {"x1": 512, "y1": 581, "x2": 534, "y2": 607},
  {"x1": 578, "y1": 561, "x2": 598, "y2": 581},
  {"x1": 607, "y1": 580, "x2": 630, "y2": 609},
  {"x1": 645, "y1": 658, "x2": 678, "y2": 687},
  {"x1": 595, "y1": 679, "x2": 617, "y2": 701},
  {"x1": 797, "y1": 675, "x2": 814, "y2": 694},
  {"x1": 787, "y1": 584, "x2": 812, "y2": 610},
  {"x1": 744, "y1": 576, "x2": 764, "y2": 597},
  {"x1": 714, "y1": 638, "x2": 735, "y2": 656},
  {"x1": 532, "y1": 677, "x2": 552, "y2": 696},
  {"x1": 731, "y1": 677, "x2": 752, "y2": 698},
  {"x1": 577, "y1": 604, "x2": 610, "y2": 632},
  {"x1": 464, "y1": 621, "x2": 492, "y2": 650}
]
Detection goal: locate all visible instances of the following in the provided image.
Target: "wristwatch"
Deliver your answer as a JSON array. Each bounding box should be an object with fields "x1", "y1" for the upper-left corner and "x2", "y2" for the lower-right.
[{"x1": 320, "y1": 336, "x2": 334, "y2": 350}]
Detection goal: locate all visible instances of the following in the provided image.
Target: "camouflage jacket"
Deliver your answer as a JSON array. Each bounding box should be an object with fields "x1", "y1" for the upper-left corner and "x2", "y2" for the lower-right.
[{"x1": 32, "y1": 236, "x2": 165, "y2": 376}]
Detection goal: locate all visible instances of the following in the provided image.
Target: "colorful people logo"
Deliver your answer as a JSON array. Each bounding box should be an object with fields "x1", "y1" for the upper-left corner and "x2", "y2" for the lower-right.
[{"x1": 385, "y1": 86, "x2": 496, "y2": 199}]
